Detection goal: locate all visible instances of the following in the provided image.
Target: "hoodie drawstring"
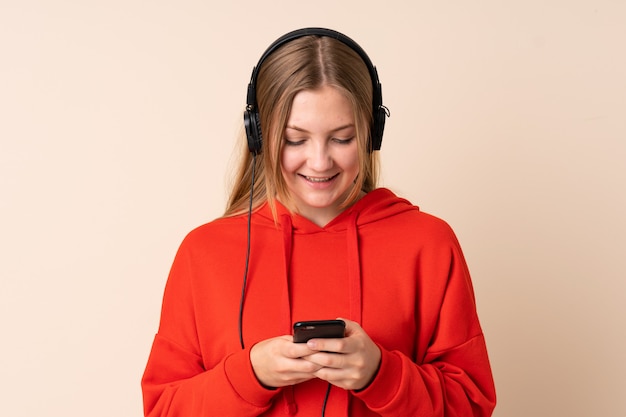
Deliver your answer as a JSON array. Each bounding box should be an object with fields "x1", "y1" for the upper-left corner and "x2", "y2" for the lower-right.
[
  {"x1": 346, "y1": 211, "x2": 363, "y2": 325},
  {"x1": 280, "y1": 214, "x2": 294, "y2": 337}
]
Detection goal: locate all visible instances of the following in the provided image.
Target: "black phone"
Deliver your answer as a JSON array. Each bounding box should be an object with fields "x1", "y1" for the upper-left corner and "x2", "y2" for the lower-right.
[{"x1": 293, "y1": 319, "x2": 346, "y2": 343}]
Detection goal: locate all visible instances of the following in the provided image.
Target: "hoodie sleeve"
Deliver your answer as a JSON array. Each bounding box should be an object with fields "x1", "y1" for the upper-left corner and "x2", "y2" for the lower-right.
[
  {"x1": 354, "y1": 224, "x2": 496, "y2": 416},
  {"x1": 140, "y1": 234, "x2": 279, "y2": 417}
]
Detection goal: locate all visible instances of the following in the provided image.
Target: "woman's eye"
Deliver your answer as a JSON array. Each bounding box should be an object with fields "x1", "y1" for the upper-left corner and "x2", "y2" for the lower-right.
[
  {"x1": 284, "y1": 138, "x2": 305, "y2": 146},
  {"x1": 333, "y1": 137, "x2": 355, "y2": 145}
]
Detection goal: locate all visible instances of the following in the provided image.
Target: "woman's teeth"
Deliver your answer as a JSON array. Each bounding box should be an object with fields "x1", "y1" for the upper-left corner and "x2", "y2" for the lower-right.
[{"x1": 304, "y1": 175, "x2": 335, "y2": 183}]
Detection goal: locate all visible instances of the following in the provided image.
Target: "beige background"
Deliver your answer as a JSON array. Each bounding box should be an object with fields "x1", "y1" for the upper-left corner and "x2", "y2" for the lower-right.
[{"x1": 1, "y1": 1, "x2": 624, "y2": 416}]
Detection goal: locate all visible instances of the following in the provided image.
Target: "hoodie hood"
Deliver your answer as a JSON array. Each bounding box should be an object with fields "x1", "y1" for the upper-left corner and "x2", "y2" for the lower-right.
[{"x1": 257, "y1": 187, "x2": 418, "y2": 233}]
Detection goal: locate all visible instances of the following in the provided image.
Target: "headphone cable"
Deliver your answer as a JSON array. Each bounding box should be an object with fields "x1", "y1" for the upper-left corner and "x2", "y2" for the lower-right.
[
  {"x1": 321, "y1": 383, "x2": 331, "y2": 417},
  {"x1": 238, "y1": 153, "x2": 257, "y2": 350}
]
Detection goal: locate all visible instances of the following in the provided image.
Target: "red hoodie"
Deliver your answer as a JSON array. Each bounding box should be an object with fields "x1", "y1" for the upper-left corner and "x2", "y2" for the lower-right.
[{"x1": 141, "y1": 188, "x2": 496, "y2": 416}]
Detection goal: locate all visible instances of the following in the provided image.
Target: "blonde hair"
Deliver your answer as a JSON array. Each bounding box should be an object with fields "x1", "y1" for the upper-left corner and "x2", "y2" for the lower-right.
[{"x1": 225, "y1": 35, "x2": 380, "y2": 218}]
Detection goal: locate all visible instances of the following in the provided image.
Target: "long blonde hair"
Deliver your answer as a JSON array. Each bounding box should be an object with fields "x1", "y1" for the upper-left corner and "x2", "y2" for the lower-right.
[{"x1": 225, "y1": 34, "x2": 380, "y2": 218}]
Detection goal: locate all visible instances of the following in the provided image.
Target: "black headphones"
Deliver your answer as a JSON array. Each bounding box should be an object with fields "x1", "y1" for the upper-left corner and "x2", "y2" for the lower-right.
[{"x1": 243, "y1": 27, "x2": 388, "y2": 155}]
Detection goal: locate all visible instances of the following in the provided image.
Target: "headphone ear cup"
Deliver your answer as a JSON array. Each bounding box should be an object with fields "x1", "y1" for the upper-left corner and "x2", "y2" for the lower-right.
[
  {"x1": 244, "y1": 109, "x2": 263, "y2": 155},
  {"x1": 371, "y1": 106, "x2": 386, "y2": 151}
]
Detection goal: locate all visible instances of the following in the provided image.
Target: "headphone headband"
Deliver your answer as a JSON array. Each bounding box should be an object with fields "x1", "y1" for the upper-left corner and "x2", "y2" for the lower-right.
[{"x1": 244, "y1": 27, "x2": 387, "y2": 154}]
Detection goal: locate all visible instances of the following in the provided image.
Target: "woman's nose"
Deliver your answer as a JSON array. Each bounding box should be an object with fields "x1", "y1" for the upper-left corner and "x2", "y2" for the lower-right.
[{"x1": 306, "y1": 141, "x2": 333, "y2": 171}]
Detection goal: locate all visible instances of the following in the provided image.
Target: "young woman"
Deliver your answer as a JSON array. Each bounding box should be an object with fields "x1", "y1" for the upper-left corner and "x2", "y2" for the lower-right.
[{"x1": 141, "y1": 28, "x2": 496, "y2": 417}]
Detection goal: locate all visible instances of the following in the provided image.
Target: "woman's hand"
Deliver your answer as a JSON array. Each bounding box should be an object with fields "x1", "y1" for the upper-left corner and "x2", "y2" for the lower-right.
[
  {"x1": 250, "y1": 335, "x2": 322, "y2": 388},
  {"x1": 301, "y1": 319, "x2": 381, "y2": 391}
]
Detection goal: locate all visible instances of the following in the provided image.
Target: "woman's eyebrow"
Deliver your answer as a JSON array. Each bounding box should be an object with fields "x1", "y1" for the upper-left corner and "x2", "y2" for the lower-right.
[{"x1": 285, "y1": 124, "x2": 355, "y2": 133}]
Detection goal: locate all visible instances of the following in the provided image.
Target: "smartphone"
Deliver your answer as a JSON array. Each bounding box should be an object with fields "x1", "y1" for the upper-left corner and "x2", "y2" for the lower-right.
[{"x1": 293, "y1": 319, "x2": 346, "y2": 343}]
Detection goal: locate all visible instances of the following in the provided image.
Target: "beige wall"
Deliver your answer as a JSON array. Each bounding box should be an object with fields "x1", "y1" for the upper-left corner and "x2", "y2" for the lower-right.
[{"x1": 1, "y1": 1, "x2": 624, "y2": 416}]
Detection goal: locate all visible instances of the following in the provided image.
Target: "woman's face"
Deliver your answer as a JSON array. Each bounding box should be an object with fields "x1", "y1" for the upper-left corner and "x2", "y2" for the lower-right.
[{"x1": 280, "y1": 85, "x2": 360, "y2": 226}]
